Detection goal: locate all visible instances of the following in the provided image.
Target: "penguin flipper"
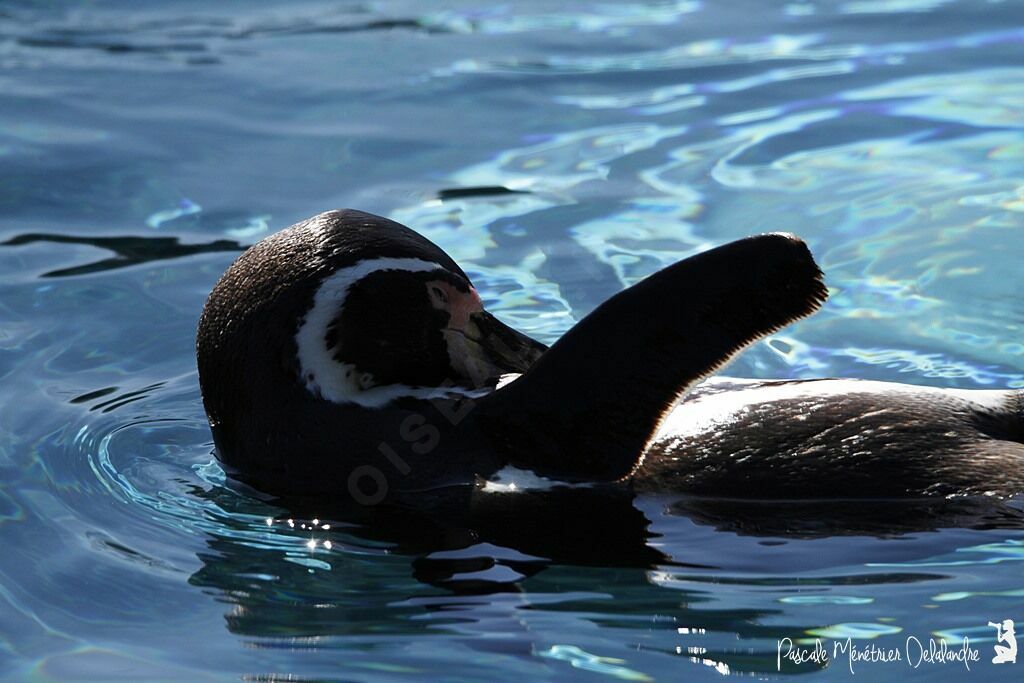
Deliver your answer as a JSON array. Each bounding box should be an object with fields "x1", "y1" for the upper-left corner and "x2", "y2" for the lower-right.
[{"x1": 477, "y1": 233, "x2": 828, "y2": 482}]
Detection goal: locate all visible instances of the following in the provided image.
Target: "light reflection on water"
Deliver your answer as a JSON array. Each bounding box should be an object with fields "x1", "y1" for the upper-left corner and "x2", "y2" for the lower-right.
[{"x1": 0, "y1": 0, "x2": 1023, "y2": 680}]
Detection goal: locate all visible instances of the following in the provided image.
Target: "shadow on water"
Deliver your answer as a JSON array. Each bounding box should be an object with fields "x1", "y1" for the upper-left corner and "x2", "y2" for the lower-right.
[
  {"x1": 436, "y1": 186, "x2": 531, "y2": 201},
  {"x1": 185, "y1": 483, "x2": 1024, "y2": 674},
  {"x1": 1, "y1": 232, "x2": 243, "y2": 277}
]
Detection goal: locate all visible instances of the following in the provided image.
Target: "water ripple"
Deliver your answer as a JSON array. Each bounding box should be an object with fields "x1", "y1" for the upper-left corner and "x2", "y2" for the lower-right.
[
  {"x1": 423, "y1": 1, "x2": 700, "y2": 35},
  {"x1": 3, "y1": 1, "x2": 1024, "y2": 680},
  {"x1": 441, "y1": 27, "x2": 1024, "y2": 76}
]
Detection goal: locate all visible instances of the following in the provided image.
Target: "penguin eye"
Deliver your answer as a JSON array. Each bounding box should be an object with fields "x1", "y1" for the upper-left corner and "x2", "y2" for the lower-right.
[{"x1": 430, "y1": 285, "x2": 448, "y2": 306}]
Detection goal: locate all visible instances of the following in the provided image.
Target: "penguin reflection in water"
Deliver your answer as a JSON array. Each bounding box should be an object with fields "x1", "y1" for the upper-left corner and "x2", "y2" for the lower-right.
[{"x1": 196, "y1": 210, "x2": 1024, "y2": 517}]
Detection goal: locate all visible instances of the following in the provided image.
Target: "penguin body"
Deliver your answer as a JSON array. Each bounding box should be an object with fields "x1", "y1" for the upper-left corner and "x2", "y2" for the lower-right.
[
  {"x1": 642, "y1": 377, "x2": 1023, "y2": 497},
  {"x1": 196, "y1": 209, "x2": 1024, "y2": 501}
]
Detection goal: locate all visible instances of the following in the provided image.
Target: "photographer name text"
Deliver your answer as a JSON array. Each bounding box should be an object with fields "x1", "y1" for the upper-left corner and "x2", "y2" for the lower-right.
[{"x1": 778, "y1": 636, "x2": 980, "y2": 674}]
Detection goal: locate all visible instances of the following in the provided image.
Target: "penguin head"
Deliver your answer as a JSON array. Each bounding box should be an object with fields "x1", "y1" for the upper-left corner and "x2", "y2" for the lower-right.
[
  {"x1": 295, "y1": 252, "x2": 545, "y2": 407},
  {"x1": 197, "y1": 209, "x2": 546, "y2": 422}
]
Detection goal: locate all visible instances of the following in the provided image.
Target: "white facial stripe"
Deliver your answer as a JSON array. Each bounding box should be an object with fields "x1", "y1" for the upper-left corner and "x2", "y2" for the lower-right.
[{"x1": 295, "y1": 257, "x2": 485, "y2": 407}]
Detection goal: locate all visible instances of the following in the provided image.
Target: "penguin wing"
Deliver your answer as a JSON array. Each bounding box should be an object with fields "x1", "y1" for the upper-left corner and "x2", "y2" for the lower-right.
[{"x1": 475, "y1": 233, "x2": 828, "y2": 482}]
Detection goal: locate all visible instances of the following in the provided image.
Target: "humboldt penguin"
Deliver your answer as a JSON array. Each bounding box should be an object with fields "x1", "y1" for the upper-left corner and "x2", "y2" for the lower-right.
[{"x1": 196, "y1": 209, "x2": 1024, "y2": 501}]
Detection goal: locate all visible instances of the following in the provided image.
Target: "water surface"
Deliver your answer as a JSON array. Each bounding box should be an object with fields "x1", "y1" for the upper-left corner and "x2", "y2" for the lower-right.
[{"x1": 1, "y1": 1, "x2": 1023, "y2": 680}]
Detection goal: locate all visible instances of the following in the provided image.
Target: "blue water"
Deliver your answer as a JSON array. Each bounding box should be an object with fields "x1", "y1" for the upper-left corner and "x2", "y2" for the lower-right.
[{"x1": 1, "y1": 0, "x2": 1023, "y2": 680}]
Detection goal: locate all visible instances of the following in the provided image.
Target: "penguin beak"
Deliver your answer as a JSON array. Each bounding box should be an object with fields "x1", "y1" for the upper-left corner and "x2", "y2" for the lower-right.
[{"x1": 445, "y1": 311, "x2": 547, "y2": 388}]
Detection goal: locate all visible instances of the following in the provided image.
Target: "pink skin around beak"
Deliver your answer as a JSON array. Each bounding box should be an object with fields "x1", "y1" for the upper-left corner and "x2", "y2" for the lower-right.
[
  {"x1": 427, "y1": 280, "x2": 483, "y2": 332},
  {"x1": 426, "y1": 279, "x2": 545, "y2": 388},
  {"x1": 427, "y1": 280, "x2": 492, "y2": 387}
]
